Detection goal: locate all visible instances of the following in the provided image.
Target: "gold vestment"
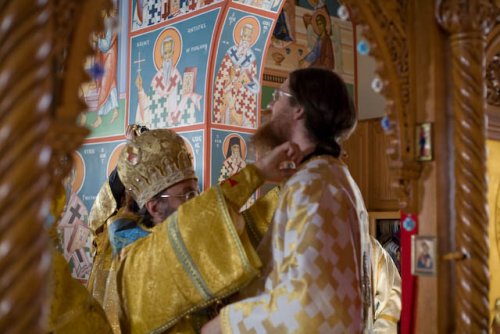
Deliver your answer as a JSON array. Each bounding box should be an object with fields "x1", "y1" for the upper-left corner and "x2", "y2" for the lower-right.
[
  {"x1": 117, "y1": 165, "x2": 275, "y2": 333},
  {"x1": 47, "y1": 185, "x2": 113, "y2": 333},
  {"x1": 47, "y1": 247, "x2": 113, "y2": 333}
]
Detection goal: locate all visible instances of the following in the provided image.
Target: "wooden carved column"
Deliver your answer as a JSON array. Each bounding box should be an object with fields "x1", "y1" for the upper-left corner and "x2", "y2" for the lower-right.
[
  {"x1": 436, "y1": 1, "x2": 497, "y2": 331},
  {"x1": 0, "y1": 2, "x2": 55, "y2": 333},
  {"x1": 0, "y1": 0, "x2": 111, "y2": 333}
]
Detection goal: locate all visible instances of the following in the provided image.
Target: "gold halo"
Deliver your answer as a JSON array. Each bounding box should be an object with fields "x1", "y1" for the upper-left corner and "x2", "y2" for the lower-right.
[
  {"x1": 311, "y1": 8, "x2": 332, "y2": 35},
  {"x1": 153, "y1": 27, "x2": 182, "y2": 71},
  {"x1": 107, "y1": 143, "x2": 126, "y2": 176},
  {"x1": 222, "y1": 133, "x2": 247, "y2": 160},
  {"x1": 71, "y1": 152, "x2": 85, "y2": 194},
  {"x1": 233, "y1": 16, "x2": 260, "y2": 47},
  {"x1": 180, "y1": 136, "x2": 196, "y2": 170}
]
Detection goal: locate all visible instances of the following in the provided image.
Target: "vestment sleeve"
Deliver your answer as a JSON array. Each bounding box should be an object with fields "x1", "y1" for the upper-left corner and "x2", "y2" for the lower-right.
[
  {"x1": 242, "y1": 186, "x2": 280, "y2": 247},
  {"x1": 47, "y1": 249, "x2": 113, "y2": 333},
  {"x1": 117, "y1": 165, "x2": 265, "y2": 334},
  {"x1": 371, "y1": 237, "x2": 401, "y2": 333},
  {"x1": 220, "y1": 175, "x2": 364, "y2": 333}
]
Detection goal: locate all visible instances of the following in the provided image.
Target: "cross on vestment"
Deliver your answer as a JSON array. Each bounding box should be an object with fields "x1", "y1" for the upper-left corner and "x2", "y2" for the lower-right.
[
  {"x1": 68, "y1": 203, "x2": 83, "y2": 225},
  {"x1": 150, "y1": 97, "x2": 163, "y2": 127},
  {"x1": 148, "y1": 0, "x2": 162, "y2": 25},
  {"x1": 154, "y1": 76, "x2": 166, "y2": 91},
  {"x1": 152, "y1": 111, "x2": 162, "y2": 128},
  {"x1": 241, "y1": 53, "x2": 253, "y2": 66},
  {"x1": 181, "y1": 101, "x2": 192, "y2": 124},
  {"x1": 168, "y1": 72, "x2": 180, "y2": 92},
  {"x1": 229, "y1": 48, "x2": 238, "y2": 59}
]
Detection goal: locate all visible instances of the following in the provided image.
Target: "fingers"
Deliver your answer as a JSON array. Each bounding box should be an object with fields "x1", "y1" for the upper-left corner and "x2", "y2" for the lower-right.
[{"x1": 273, "y1": 141, "x2": 303, "y2": 165}]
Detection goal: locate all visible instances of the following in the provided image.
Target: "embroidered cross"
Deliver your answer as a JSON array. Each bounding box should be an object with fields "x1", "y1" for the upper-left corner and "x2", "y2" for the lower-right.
[
  {"x1": 168, "y1": 73, "x2": 179, "y2": 92},
  {"x1": 68, "y1": 203, "x2": 82, "y2": 225},
  {"x1": 154, "y1": 75, "x2": 165, "y2": 91}
]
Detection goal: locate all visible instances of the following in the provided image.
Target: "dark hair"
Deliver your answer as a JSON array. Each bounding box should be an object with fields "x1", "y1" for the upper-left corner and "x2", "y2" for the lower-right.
[
  {"x1": 288, "y1": 68, "x2": 356, "y2": 158},
  {"x1": 225, "y1": 136, "x2": 241, "y2": 158},
  {"x1": 108, "y1": 167, "x2": 125, "y2": 206}
]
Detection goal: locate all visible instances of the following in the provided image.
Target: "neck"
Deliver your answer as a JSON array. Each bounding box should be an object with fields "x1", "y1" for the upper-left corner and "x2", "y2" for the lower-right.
[{"x1": 291, "y1": 122, "x2": 316, "y2": 158}]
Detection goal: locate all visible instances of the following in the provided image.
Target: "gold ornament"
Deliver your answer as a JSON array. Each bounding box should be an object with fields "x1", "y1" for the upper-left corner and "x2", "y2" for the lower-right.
[{"x1": 117, "y1": 129, "x2": 196, "y2": 208}]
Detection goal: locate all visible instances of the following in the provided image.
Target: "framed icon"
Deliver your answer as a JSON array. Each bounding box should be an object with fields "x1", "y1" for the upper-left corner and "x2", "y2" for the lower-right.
[
  {"x1": 416, "y1": 123, "x2": 433, "y2": 161},
  {"x1": 412, "y1": 235, "x2": 437, "y2": 276}
]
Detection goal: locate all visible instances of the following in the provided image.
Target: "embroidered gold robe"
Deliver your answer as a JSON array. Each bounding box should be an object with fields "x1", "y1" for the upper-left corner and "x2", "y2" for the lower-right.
[
  {"x1": 220, "y1": 156, "x2": 373, "y2": 333},
  {"x1": 86, "y1": 180, "x2": 124, "y2": 333},
  {"x1": 87, "y1": 179, "x2": 118, "y2": 306},
  {"x1": 46, "y1": 185, "x2": 113, "y2": 333},
  {"x1": 117, "y1": 165, "x2": 276, "y2": 333},
  {"x1": 47, "y1": 247, "x2": 113, "y2": 333},
  {"x1": 371, "y1": 237, "x2": 401, "y2": 333}
]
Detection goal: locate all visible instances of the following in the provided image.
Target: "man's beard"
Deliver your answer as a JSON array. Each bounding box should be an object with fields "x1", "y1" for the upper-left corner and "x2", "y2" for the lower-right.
[
  {"x1": 163, "y1": 59, "x2": 172, "y2": 83},
  {"x1": 251, "y1": 117, "x2": 290, "y2": 155},
  {"x1": 237, "y1": 41, "x2": 250, "y2": 57}
]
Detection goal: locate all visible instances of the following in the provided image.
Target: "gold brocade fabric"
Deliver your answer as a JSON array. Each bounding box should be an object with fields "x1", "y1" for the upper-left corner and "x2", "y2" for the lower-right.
[
  {"x1": 220, "y1": 156, "x2": 374, "y2": 333},
  {"x1": 242, "y1": 187, "x2": 280, "y2": 248},
  {"x1": 371, "y1": 237, "x2": 401, "y2": 333},
  {"x1": 88, "y1": 181, "x2": 117, "y2": 233},
  {"x1": 47, "y1": 249, "x2": 112, "y2": 334},
  {"x1": 118, "y1": 165, "x2": 267, "y2": 334},
  {"x1": 87, "y1": 226, "x2": 113, "y2": 306},
  {"x1": 87, "y1": 210, "x2": 146, "y2": 334}
]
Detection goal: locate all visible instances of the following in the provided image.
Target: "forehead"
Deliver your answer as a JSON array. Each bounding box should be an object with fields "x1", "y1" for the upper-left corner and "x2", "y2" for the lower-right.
[
  {"x1": 166, "y1": 178, "x2": 198, "y2": 192},
  {"x1": 281, "y1": 79, "x2": 290, "y2": 90}
]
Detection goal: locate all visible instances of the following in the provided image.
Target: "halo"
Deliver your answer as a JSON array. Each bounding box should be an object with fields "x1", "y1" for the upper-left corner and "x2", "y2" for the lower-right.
[
  {"x1": 71, "y1": 152, "x2": 85, "y2": 194},
  {"x1": 233, "y1": 16, "x2": 260, "y2": 47},
  {"x1": 107, "y1": 142, "x2": 126, "y2": 176},
  {"x1": 222, "y1": 133, "x2": 247, "y2": 160},
  {"x1": 311, "y1": 8, "x2": 332, "y2": 36},
  {"x1": 153, "y1": 27, "x2": 182, "y2": 71},
  {"x1": 180, "y1": 136, "x2": 196, "y2": 170}
]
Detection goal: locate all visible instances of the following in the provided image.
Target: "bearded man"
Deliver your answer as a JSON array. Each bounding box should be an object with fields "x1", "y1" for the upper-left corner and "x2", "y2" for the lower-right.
[
  {"x1": 204, "y1": 67, "x2": 374, "y2": 333},
  {"x1": 99, "y1": 128, "x2": 301, "y2": 333}
]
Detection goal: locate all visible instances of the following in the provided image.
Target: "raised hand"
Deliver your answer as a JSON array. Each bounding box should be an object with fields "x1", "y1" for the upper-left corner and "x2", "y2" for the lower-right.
[{"x1": 254, "y1": 141, "x2": 303, "y2": 184}]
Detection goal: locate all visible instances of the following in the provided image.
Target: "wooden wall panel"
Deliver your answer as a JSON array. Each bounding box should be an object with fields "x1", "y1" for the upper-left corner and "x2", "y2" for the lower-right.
[
  {"x1": 343, "y1": 118, "x2": 400, "y2": 212},
  {"x1": 343, "y1": 120, "x2": 369, "y2": 203},
  {"x1": 368, "y1": 120, "x2": 400, "y2": 211}
]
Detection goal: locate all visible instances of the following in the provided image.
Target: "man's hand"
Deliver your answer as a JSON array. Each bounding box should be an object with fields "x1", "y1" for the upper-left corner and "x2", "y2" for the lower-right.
[
  {"x1": 254, "y1": 141, "x2": 303, "y2": 183},
  {"x1": 201, "y1": 315, "x2": 222, "y2": 334}
]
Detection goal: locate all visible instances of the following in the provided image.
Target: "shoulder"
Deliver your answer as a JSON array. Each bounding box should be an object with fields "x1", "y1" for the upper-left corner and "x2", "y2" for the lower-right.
[{"x1": 287, "y1": 156, "x2": 346, "y2": 187}]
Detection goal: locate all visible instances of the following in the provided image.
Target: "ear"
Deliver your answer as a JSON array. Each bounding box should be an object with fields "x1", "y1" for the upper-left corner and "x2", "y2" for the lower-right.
[
  {"x1": 294, "y1": 105, "x2": 305, "y2": 120},
  {"x1": 145, "y1": 199, "x2": 162, "y2": 222}
]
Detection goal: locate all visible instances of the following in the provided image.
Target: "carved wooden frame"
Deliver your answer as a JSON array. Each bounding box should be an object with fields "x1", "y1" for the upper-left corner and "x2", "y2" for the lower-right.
[{"x1": 0, "y1": 1, "x2": 113, "y2": 332}]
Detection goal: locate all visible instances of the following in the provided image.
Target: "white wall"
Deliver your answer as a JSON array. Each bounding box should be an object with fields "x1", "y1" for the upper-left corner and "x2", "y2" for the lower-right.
[{"x1": 356, "y1": 27, "x2": 386, "y2": 120}]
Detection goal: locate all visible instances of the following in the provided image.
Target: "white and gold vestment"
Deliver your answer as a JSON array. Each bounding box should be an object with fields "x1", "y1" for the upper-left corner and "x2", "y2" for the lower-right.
[
  {"x1": 220, "y1": 155, "x2": 374, "y2": 333},
  {"x1": 371, "y1": 237, "x2": 401, "y2": 333}
]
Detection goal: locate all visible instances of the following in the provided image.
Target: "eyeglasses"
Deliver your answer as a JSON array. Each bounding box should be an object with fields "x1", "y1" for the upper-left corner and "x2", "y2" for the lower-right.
[
  {"x1": 271, "y1": 88, "x2": 294, "y2": 102},
  {"x1": 159, "y1": 189, "x2": 199, "y2": 202}
]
